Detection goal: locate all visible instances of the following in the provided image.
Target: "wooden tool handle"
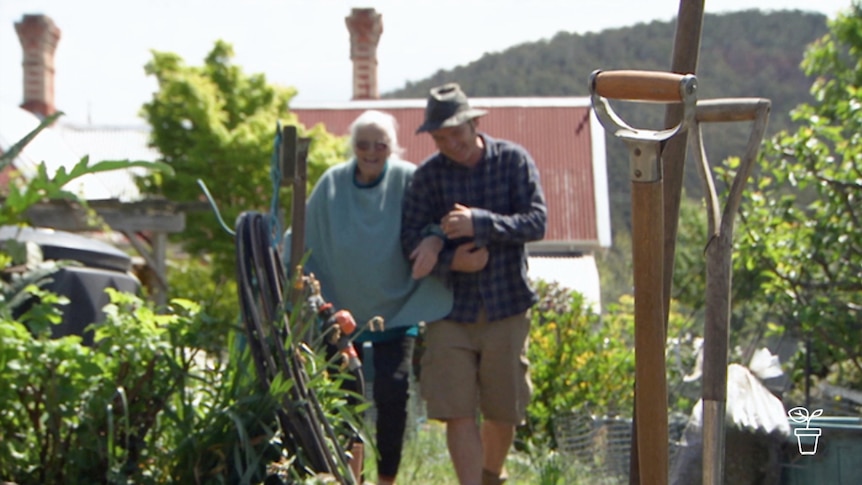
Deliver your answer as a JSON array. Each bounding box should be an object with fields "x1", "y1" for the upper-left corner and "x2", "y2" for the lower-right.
[{"x1": 592, "y1": 70, "x2": 690, "y2": 102}]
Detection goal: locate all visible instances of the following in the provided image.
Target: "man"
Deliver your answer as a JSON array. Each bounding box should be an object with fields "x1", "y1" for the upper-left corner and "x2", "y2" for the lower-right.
[{"x1": 402, "y1": 83, "x2": 547, "y2": 485}]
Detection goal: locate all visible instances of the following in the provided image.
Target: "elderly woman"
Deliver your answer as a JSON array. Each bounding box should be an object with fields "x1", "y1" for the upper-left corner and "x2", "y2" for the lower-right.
[{"x1": 285, "y1": 110, "x2": 452, "y2": 485}]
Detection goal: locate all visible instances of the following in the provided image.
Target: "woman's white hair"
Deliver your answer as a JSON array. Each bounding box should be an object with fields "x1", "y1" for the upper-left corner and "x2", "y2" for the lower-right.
[{"x1": 348, "y1": 110, "x2": 405, "y2": 158}]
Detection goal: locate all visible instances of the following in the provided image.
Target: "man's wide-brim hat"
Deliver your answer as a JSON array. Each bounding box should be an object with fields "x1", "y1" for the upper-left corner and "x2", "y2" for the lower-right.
[{"x1": 416, "y1": 83, "x2": 488, "y2": 134}]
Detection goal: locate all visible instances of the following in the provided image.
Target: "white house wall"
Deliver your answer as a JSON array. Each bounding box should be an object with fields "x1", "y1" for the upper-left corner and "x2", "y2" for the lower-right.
[{"x1": 529, "y1": 254, "x2": 602, "y2": 313}]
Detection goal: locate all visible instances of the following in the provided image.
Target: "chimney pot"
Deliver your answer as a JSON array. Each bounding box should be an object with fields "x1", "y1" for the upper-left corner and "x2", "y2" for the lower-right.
[
  {"x1": 15, "y1": 14, "x2": 61, "y2": 118},
  {"x1": 345, "y1": 8, "x2": 383, "y2": 100}
]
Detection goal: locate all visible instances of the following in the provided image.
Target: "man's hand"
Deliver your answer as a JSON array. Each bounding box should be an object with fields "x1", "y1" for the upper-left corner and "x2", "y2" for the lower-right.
[
  {"x1": 442, "y1": 203, "x2": 475, "y2": 239},
  {"x1": 450, "y1": 242, "x2": 488, "y2": 273},
  {"x1": 410, "y1": 235, "x2": 444, "y2": 279}
]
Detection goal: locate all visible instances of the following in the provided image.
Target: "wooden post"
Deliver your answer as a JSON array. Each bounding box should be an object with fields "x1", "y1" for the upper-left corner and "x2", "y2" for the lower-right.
[
  {"x1": 152, "y1": 231, "x2": 168, "y2": 308},
  {"x1": 280, "y1": 124, "x2": 312, "y2": 309}
]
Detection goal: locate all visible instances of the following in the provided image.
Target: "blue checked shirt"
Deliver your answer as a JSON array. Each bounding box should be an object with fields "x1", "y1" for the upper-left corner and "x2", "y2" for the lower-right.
[{"x1": 401, "y1": 133, "x2": 547, "y2": 323}]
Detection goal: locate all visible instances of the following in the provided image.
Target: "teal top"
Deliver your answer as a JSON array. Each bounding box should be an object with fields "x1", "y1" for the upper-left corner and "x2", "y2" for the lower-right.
[{"x1": 284, "y1": 158, "x2": 453, "y2": 342}]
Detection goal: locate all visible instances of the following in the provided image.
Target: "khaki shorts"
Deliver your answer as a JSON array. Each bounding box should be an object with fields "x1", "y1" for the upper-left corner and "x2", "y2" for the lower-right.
[{"x1": 420, "y1": 309, "x2": 532, "y2": 424}]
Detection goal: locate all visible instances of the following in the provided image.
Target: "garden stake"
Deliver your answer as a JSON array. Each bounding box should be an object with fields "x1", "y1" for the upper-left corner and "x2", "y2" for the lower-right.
[
  {"x1": 280, "y1": 125, "x2": 367, "y2": 480},
  {"x1": 590, "y1": 69, "x2": 698, "y2": 485},
  {"x1": 279, "y1": 125, "x2": 311, "y2": 297}
]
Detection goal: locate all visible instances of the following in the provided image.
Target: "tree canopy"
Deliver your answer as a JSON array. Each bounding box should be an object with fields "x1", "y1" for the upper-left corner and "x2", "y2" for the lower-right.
[
  {"x1": 735, "y1": 5, "x2": 862, "y2": 396},
  {"x1": 140, "y1": 40, "x2": 345, "y2": 274}
]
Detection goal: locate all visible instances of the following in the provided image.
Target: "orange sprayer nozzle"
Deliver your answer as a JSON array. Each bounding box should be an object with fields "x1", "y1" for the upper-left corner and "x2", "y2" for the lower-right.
[{"x1": 334, "y1": 310, "x2": 357, "y2": 335}]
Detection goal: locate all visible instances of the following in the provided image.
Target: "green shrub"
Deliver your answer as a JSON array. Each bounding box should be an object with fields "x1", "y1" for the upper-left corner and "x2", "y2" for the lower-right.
[
  {"x1": 166, "y1": 254, "x2": 240, "y2": 355},
  {"x1": 0, "y1": 290, "x2": 194, "y2": 483},
  {"x1": 521, "y1": 281, "x2": 699, "y2": 450},
  {"x1": 0, "y1": 284, "x2": 365, "y2": 484}
]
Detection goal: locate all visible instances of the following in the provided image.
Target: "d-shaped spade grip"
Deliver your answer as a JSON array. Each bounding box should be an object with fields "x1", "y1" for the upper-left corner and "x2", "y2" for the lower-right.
[
  {"x1": 589, "y1": 69, "x2": 696, "y2": 103},
  {"x1": 589, "y1": 69, "x2": 699, "y2": 148}
]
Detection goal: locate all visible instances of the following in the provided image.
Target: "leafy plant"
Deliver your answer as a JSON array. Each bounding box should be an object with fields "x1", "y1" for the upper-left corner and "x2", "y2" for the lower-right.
[
  {"x1": 166, "y1": 254, "x2": 240, "y2": 354},
  {"x1": 0, "y1": 284, "x2": 367, "y2": 484},
  {"x1": 0, "y1": 289, "x2": 194, "y2": 483}
]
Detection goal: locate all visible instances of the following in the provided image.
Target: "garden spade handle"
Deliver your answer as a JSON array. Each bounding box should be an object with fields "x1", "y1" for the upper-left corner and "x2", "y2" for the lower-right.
[
  {"x1": 691, "y1": 98, "x2": 771, "y2": 485},
  {"x1": 590, "y1": 69, "x2": 697, "y2": 485},
  {"x1": 592, "y1": 70, "x2": 692, "y2": 103}
]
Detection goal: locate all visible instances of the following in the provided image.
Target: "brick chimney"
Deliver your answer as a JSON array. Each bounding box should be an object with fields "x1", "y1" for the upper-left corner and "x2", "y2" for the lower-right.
[
  {"x1": 15, "y1": 14, "x2": 61, "y2": 118},
  {"x1": 345, "y1": 8, "x2": 383, "y2": 100}
]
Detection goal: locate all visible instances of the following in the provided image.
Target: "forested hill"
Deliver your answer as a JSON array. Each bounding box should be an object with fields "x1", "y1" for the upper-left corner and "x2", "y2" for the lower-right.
[{"x1": 385, "y1": 9, "x2": 830, "y2": 231}]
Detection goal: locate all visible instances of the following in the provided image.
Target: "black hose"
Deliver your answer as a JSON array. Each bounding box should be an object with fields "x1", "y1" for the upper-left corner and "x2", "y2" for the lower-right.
[{"x1": 235, "y1": 211, "x2": 355, "y2": 484}]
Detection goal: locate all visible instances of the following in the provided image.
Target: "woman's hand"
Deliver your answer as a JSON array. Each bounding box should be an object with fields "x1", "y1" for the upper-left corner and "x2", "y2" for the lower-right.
[{"x1": 410, "y1": 235, "x2": 444, "y2": 279}]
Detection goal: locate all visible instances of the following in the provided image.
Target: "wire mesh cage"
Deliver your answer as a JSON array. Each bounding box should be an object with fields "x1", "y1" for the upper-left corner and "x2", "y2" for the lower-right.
[{"x1": 553, "y1": 409, "x2": 688, "y2": 483}]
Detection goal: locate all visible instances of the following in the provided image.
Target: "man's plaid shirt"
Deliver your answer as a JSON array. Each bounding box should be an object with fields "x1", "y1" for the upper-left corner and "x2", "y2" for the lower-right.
[{"x1": 401, "y1": 133, "x2": 547, "y2": 323}]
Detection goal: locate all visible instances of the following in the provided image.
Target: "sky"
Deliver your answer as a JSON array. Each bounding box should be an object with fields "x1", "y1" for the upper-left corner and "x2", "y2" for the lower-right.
[{"x1": 0, "y1": 0, "x2": 854, "y2": 126}]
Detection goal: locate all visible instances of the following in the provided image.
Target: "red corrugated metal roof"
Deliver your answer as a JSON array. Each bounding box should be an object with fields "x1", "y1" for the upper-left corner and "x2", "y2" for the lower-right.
[{"x1": 291, "y1": 98, "x2": 610, "y2": 252}]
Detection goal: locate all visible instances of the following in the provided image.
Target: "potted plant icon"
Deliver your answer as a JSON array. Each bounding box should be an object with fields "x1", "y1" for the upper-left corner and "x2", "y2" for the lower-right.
[{"x1": 788, "y1": 406, "x2": 824, "y2": 455}]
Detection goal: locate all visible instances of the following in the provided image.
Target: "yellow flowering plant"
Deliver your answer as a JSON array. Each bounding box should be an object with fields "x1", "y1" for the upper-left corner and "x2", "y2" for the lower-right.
[{"x1": 521, "y1": 281, "x2": 698, "y2": 450}]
